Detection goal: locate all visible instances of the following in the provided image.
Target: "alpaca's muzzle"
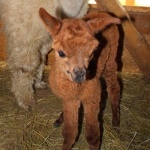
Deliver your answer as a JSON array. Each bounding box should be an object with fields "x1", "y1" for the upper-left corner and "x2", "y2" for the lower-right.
[{"x1": 73, "y1": 67, "x2": 86, "y2": 83}]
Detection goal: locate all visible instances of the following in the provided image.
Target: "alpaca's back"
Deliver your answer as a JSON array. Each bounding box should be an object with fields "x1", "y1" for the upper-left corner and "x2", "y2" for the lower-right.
[{"x1": 96, "y1": 25, "x2": 119, "y2": 76}]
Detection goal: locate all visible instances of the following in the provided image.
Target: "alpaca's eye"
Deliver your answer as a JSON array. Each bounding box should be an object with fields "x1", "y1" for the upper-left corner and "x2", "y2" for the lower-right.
[{"x1": 58, "y1": 51, "x2": 66, "y2": 58}]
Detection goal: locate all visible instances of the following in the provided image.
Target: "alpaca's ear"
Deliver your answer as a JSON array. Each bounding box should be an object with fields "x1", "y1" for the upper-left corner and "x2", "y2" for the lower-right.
[
  {"x1": 39, "y1": 7, "x2": 61, "y2": 36},
  {"x1": 83, "y1": 12, "x2": 121, "y2": 34}
]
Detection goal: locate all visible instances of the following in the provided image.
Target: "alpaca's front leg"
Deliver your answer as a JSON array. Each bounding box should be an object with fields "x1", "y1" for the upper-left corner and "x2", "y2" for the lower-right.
[
  {"x1": 84, "y1": 101, "x2": 100, "y2": 150},
  {"x1": 11, "y1": 70, "x2": 35, "y2": 110},
  {"x1": 61, "y1": 100, "x2": 80, "y2": 150}
]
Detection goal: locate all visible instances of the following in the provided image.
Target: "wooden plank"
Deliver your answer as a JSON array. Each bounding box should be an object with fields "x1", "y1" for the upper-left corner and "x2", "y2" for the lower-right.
[
  {"x1": 95, "y1": 0, "x2": 150, "y2": 79},
  {"x1": 128, "y1": 11, "x2": 150, "y2": 34},
  {"x1": 89, "y1": 7, "x2": 150, "y2": 34},
  {"x1": 124, "y1": 6, "x2": 150, "y2": 13}
]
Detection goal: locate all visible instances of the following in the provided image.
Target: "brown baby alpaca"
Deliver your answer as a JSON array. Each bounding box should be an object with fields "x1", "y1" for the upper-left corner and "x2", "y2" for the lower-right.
[{"x1": 39, "y1": 8, "x2": 121, "y2": 150}]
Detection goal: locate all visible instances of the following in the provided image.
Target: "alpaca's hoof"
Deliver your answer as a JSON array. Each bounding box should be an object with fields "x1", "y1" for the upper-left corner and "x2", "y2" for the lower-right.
[
  {"x1": 112, "y1": 118, "x2": 120, "y2": 133},
  {"x1": 35, "y1": 81, "x2": 47, "y2": 89},
  {"x1": 112, "y1": 118, "x2": 120, "y2": 128}
]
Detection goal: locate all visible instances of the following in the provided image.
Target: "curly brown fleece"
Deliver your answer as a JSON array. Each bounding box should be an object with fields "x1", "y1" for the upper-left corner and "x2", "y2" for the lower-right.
[{"x1": 39, "y1": 8, "x2": 121, "y2": 150}]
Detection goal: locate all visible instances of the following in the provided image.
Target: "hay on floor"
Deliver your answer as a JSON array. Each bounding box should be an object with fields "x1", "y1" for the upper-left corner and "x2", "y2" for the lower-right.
[{"x1": 0, "y1": 61, "x2": 150, "y2": 150}]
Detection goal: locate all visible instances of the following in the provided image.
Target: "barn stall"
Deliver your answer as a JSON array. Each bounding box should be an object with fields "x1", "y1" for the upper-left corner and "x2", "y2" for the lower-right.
[{"x1": 0, "y1": 0, "x2": 150, "y2": 149}]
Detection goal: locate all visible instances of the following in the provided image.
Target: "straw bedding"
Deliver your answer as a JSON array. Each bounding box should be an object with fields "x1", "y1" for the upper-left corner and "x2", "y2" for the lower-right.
[{"x1": 0, "y1": 61, "x2": 150, "y2": 150}]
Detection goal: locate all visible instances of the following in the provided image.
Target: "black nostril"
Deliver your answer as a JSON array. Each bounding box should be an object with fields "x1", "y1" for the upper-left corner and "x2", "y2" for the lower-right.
[{"x1": 74, "y1": 67, "x2": 86, "y2": 77}]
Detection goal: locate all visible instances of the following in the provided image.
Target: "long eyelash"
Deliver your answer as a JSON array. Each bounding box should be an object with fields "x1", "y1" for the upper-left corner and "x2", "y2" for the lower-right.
[{"x1": 58, "y1": 50, "x2": 66, "y2": 57}]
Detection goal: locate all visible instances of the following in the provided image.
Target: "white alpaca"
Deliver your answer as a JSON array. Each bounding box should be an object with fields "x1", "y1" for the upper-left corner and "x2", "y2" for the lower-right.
[{"x1": 0, "y1": 0, "x2": 88, "y2": 109}]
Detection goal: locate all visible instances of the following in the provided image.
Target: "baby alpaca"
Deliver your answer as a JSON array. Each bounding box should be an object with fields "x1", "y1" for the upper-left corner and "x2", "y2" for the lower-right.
[
  {"x1": 0, "y1": 0, "x2": 88, "y2": 109},
  {"x1": 39, "y1": 8, "x2": 121, "y2": 150}
]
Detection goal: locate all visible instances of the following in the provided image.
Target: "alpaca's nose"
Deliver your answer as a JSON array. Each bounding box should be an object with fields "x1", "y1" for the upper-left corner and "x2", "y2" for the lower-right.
[
  {"x1": 73, "y1": 67, "x2": 86, "y2": 83},
  {"x1": 74, "y1": 67, "x2": 86, "y2": 77}
]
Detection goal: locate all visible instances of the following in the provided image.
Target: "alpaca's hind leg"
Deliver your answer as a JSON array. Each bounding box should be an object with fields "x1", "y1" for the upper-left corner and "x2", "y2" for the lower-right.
[
  {"x1": 103, "y1": 65, "x2": 120, "y2": 127},
  {"x1": 61, "y1": 100, "x2": 80, "y2": 150},
  {"x1": 11, "y1": 69, "x2": 36, "y2": 110},
  {"x1": 84, "y1": 101, "x2": 100, "y2": 150}
]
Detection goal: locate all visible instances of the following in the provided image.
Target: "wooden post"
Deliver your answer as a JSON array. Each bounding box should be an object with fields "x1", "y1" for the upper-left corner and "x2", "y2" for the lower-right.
[{"x1": 95, "y1": 0, "x2": 150, "y2": 79}]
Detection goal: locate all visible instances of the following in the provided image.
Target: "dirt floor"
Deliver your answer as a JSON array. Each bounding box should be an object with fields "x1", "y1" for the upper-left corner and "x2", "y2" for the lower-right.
[{"x1": 0, "y1": 61, "x2": 150, "y2": 150}]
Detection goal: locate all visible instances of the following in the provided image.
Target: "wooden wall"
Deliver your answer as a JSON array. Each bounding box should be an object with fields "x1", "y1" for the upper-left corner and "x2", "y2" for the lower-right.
[{"x1": 119, "y1": 6, "x2": 150, "y2": 73}]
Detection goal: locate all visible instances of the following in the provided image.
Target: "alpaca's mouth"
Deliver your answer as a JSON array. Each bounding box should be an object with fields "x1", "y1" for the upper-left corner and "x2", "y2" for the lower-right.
[{"x1": 73, "y1": 75, "x2": 86, "y2": 83}]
